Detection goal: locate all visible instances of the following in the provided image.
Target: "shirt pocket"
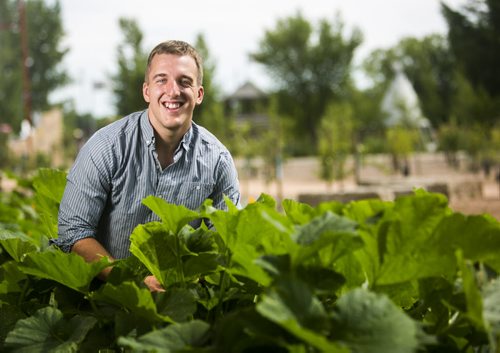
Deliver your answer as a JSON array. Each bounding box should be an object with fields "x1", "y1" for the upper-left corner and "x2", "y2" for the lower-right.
[{"x1": 166, "y1": 182, "x2": 215, "y2": 210}]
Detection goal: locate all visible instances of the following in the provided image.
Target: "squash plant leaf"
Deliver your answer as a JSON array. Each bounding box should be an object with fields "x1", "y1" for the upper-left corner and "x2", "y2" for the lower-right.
[
  {"x1": 142, "y1": 196, "x2": 199, "y2": 234},
  {"x1": 118, "y1": 319, "x2": 210, "y2": 352},
  {"x1": 375, "y1": 192, "x2": 455, "y2": 285},
  {"x1": 456, "y1": 250, "x2": 485, "y2": 329},
  {"x1": 331, "y1": 288, "x2": 434, "y2": 353},
  {"x1": 130, "y1": 222, "x2": 194, "y2": 288},
  {"x1": 32, "y1": 168, "x2": 67, "y2": 239},
  {"x1": 233, "y1": 201, "x2": 294, "y2": 253},
  {"x1": 438, "y1": 214, "x2": 500, "y2": 273},
  {"x1": 207, "y1": 197, "x2": 294, "y2": 252},
  {"x1": 257, "y1": 276, "x2": 348, "y2": 352},
  {"x1": 0, "y1": 230, "x2": 39, "y2": 262},
  {"x1": 155, "y1": 287, "x2": 198, "y2": 323},
  {"x1": 4, "y1": 306, "x2": 97, "y2": 353},
  {"x1": 91, "y1": 281, "x2": 174, "y2": 324},
  {"x1": 17, "y1": 249, "x2": 111, "y2": 293},
  {"x1": 0, "y1": 261, "x2": 26, "y2": 296},
  {"x1": 292, "y1": 211, "x2": 357, "y2": 245},
  {"x1": 293, "y1": 230, "x2": 364, "y2": 269},
  {"x1": 231, "y1": 244, "x2": 273, "y2": 286},
  {"x1": 483, "y1": 278, "x2": 500, "y2": 350},
  {"x1": 282, "y1": 199, "x2": 316, "y2": 225}
]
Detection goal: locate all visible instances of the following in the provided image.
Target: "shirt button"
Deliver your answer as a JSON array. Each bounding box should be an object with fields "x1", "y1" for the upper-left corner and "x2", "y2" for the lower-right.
[{"x1": 196, "y1": 186, "x2": 201, "y2": 190}]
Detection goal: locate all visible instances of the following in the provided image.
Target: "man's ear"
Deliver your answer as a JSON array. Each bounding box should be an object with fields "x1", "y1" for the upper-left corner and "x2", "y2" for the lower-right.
[
  {"x1": 196, "y1": 86, "x2": 204, "y2": 105},
  {"x1": 142, "y1": 82, "x2": 150, "y2": 103}
]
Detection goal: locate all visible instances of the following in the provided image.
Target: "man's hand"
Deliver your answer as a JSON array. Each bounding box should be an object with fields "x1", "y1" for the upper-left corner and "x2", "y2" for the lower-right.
[{"x1": 144, "y1": 275, "x2": 165, "y2": 292}]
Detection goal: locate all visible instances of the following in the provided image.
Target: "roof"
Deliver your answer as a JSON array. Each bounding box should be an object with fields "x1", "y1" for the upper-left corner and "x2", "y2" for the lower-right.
[{"x1": 226, "y1": 81, "x2": 266, "y2": 100}]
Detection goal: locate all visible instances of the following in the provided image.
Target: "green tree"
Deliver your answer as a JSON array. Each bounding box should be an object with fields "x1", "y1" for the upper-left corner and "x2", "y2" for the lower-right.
[
  {"x1": 0, "y1": 0, "x2": 68, "y2": 133},
  {"x1": 112, "y1": 18, "x2": 148, "y2": 116},
  {"x1": 318, "y1": 102, "x2": 354, "y2": 190},
  {"x1": 442, "y1": 0, "x2": 500, "y2": 129},
  {"x1": 437, "y1": 118, "x2": 464, "y2": 168},
  {"x1": 192, "y1": 34, "x2": 234, "y2": 147},
  {"x1": 251, "y1": 12, "x2": 362, "y2": 155},
  {"x1": 386, "y1": 126, "x2": 419, "y2": 175},
  {"x1": 442, "y1": 0, "x2": 500, "y2": 97},
  {"x1": 362, "y1": 35, "x2": 456, "y2": 128},
  {"x1": 193, "y1": 35, "x2": 221, "y2": 126}
]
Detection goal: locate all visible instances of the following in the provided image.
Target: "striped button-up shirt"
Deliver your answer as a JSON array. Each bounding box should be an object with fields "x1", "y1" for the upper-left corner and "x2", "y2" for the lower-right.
[{"x1": 56, "y1": 110, "x2": 240, "y2": 259}]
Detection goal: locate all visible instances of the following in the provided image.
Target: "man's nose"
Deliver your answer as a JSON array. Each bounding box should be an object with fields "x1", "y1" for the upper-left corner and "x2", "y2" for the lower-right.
[{"x1": 164, "y1": 80, "x2": 180, "y2": 96}]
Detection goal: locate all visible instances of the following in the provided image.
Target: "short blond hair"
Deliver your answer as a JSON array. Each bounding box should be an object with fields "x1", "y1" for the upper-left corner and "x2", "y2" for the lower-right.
[{"x1": 145, "y1": 40, "x2": 203, "y2": 85}]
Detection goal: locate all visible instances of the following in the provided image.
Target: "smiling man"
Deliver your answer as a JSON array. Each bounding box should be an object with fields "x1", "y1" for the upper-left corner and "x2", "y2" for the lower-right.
[{"x1": 55, "y1": 40, "x2": 241, "y2": 292}]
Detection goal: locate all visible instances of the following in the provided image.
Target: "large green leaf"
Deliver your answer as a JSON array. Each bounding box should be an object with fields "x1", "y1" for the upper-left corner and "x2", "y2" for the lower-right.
[
  {"x1": 374, "y1": 192, "x2": 455, "y2": 285},
  {"x1": 4, "y1": 306, "x2": 96, "y2": 353},
  {"x1": 438, "y1": 213, "x2": 500, "y2": 273},
  {"x1": 142, "y1": 196, "x2": 200, "y2": 234},
  {"x1": 180, "y1": 228, "x2": 220, "y2": 280},
  {"x1": 292, "y1": 211, "x2": 357, "y2": 245},
  {"x1": 293, "y1": 230, "x2": 364, "y2": 269},
  {"x1": 230, "y1": 244, "x2": 273, "y2": 286},
  {"x1": 118, "y1": 320, "x2": 210, "y2": 352},
  {"x1": 0, "y1": 261, "x2": 26, "y2": 296},
  {"x1": 282, "y1": 199, "x2": 317, "y2": 225},
  {"x1": 32, "y1": 168, "x2": 67, "y2": 239},
  {"x1": 130, "y1": 222, "x2": 194, "y2": 287},
  {"x1": 256, "y1": 277, "x2": 348, "y2": 352},
  {"x1": 482, "y1": 278, "x2": 500, "y2": 351},
  {"x1": 17, "y1": 249, "x2": 111, "y2": 293},
  {"x1": 208, "y1": 197, "x2": 295, "y2": 252},
  {"x1": 330, "y1": 288, "x2": 434, "y2": 353},
  {"x1": 0, "y1": 230, "x2": 39, "y2": 262},
  {"x1": 456, "y1": 250, "x2": 485, "y2": 329},
  {"x1": 155, "y1": 287, "x2": 198, "y2": 323},
  {"x1": 91, "y1": 281, "x2": 174, "y2": 324}
]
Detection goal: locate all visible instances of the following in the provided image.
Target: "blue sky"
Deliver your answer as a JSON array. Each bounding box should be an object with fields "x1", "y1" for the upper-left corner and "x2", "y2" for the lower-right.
[{"x1": 50, "y1": 0, "x2": 466, "y2": 117}]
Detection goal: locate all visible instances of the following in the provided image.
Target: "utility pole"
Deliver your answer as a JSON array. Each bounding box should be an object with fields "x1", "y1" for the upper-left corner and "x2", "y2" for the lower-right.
[
  {"x1": 18, "y1": 0, "x2": 33, "y2": 163},
  {"x1": 19, "y1": 0, "x2": 32, "y2": 128}
]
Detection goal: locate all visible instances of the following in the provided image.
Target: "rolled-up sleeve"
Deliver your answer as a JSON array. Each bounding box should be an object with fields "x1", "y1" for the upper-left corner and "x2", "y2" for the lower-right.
[
  {"x1": 211, "y1": 151, "x2": 241, "y2": 210},
  {"x1": 55, "y1": 133, "x2": 115, "y2": 252}
]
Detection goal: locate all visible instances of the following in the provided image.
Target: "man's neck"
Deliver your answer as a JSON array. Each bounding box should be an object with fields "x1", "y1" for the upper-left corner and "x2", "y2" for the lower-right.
[{"x1": 153, "y1": 125, "x2": 190, "y2": 169}]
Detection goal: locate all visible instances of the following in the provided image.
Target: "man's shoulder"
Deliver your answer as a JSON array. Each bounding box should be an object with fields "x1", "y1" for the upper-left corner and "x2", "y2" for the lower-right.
[
  {"x1": 79, "y1": 110, "x2": 145, "y2": 159},
  {"x1": 192, "y1": 123, "x2": 228, "y2": 152},
  {"x1": 96, "y1": 111, "x2": 145, "y2": 139}
]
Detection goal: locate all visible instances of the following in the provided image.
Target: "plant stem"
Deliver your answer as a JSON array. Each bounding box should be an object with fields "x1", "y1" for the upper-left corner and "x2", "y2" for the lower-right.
[{"x1": 175, "y1": 232, "x2": 185, "y2": 287}]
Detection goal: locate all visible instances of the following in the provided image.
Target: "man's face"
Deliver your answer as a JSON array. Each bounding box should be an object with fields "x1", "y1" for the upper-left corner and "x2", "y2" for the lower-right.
[{"x1": 143, "y1": 53, "x2": 204, "y2": 135}]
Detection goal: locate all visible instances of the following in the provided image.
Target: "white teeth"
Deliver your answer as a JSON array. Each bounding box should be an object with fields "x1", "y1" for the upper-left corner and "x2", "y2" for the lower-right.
[{"x1": 164, "y1": 102, "x2": 180, "y2": 109}]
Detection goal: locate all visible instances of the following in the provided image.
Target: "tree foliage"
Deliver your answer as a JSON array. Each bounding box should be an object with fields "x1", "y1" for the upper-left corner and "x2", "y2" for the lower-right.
[
  {"x1": 442, "y1": 0, "x2": 500, "y2": 97},
  {"x1": 318, "y1": 102, "x2": 354, "y2": 188},
  {"x1": 362, "y1": 35, "x2": 456, "y2": 128},
  {"x1": 441, "y1": 0, "x2": 500, "y2": 130},
  {"x1": 0, "y1": 0, "x2": 68, "y2": 133},
  {"x1": 111, "y1": 17, "x2": 148, "y2": 117},
  {"x1": 251, "y1": 12, "x2": 362, "y2": 155}
]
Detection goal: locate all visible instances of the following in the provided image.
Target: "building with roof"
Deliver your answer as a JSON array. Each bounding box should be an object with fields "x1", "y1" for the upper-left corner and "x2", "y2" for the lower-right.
[{"x1": 224, "y1": 81, "x2": 269, "y2": 132}]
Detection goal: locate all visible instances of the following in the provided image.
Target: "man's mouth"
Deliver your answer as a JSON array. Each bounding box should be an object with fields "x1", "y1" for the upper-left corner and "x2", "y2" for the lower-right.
[{"x1": 163, "y1": 102, "x2": 182, "y2": 110}]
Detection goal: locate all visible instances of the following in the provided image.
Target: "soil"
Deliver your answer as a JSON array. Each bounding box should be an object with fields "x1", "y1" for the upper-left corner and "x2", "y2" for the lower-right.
[{"x1": 236, "y1": 153, "x2": 500, "y2": 221}]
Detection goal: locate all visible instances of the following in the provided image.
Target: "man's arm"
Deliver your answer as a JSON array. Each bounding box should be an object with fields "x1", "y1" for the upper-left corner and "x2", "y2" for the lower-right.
[
  {"x1": 72, "y1": 236, "x2": 164, "y2": 291},
  {"x1": 211, "y1": 151, "x2": 241, "y2": 210},
  {"x1": 71, "y1": 237, "x2": 114, "y2": 280}
]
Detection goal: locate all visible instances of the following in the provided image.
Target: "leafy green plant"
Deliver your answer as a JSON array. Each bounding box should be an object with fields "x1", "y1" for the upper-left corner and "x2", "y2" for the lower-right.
[{"x1": 0, "y1": 169, "x2": 499, "y2": 352}]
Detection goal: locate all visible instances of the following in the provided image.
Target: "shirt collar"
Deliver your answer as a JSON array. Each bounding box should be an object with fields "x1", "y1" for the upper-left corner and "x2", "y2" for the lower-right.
[
  {"x1": 140, "y1": 110, "x2": 155, "y2": 147},
  {"x1": 178, "y1": 123, "x2": 194, "y2": 153},
  {"x1": 140, "y1": 109, "x2": 194, "y2": 152}
]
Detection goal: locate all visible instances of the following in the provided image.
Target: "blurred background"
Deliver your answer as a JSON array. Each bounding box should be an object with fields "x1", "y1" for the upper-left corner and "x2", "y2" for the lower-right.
[{"x1": 1, "y1": 0, "x2": 499, "y2": 216}]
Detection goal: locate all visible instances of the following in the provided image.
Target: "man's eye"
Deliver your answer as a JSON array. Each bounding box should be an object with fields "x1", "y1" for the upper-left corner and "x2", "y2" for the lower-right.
[
  {"x1": 180, "y1": 79, "x2": 192, "y2": 87},
  {"x1": 156, "y1": 78, "x2": 167, "y2": 84}
]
